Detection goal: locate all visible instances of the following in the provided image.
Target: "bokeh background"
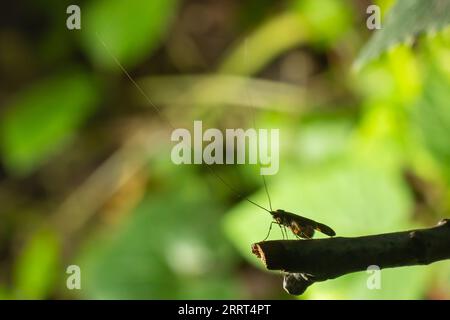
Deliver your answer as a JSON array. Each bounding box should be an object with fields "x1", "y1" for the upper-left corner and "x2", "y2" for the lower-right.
[{"x1": 1, "y1": 0, "x2": 450, "y2": 299}]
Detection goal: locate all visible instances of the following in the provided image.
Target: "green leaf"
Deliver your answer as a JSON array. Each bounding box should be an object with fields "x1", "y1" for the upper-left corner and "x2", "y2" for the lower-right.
[
  {"x1": 413, "y1": 67, "x2": 450, "y2": 169},
  {"x1": 308, "y1": 265, "x2": 430, "y2": 299},
  {"x1": 293, "y1": 0, "x2": 353, "y2": 47},
  {"x1": 0, "y1": 71, "x2": 99, "y2": 175},
  {"x1": 82, "y1": 0, "x2": 178, "y2": 70},
  {"x1": 355, "y1": 0, "x2": 450, "y2": 69},
  {"x1": 13, "y1": 229, "x2": 60, "y2": 299},
  {"x1": 0, "y1": 286, "x2": 11, "y2": 300}
]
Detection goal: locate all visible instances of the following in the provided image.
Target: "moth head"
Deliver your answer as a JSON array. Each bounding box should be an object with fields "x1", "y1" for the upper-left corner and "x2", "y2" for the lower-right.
[{"x1": 270, "y1": 209, "x2": 285, "y2": 223}]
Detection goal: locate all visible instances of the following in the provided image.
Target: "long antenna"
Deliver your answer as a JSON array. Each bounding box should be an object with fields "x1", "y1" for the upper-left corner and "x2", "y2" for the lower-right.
[
  {"x1": 96, "y1": 32, "x2": 271, "y2": 214},
  {"x1": 205, "y1": 166, "x2": 270, "y2": 213},
  {"x1": 244, "y1": 39, "x2": 273, "y2": 212},
  {"x1": 96, "y1": 33, "x2": 175, "y2": 131}
]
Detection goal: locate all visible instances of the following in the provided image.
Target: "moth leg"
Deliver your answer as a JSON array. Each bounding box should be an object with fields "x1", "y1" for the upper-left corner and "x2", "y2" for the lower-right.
[
  {"x1": 283, "y1": 226, "x2": 289, "y2": 240},
  {"x1": 299, "y1": 232, "x2": 309, "y2": 239},
  {"x1": 263, "y1": 221, "x2": 278, "y2": 241},
  {"x1": 278, "y1": 224, "x2": 285, "y2": 240}
]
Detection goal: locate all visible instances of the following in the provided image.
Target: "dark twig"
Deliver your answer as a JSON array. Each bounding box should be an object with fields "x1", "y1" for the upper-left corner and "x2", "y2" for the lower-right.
[{"x1": 252, "y1": 219, "x2": 450, "y2": 295}]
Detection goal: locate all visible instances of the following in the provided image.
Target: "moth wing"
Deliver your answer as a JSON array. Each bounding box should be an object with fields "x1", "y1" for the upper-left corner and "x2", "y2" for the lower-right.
[
  {"x1": 301, "y1": 225, "x2": 315, "y2": 239},
  {"x1": 291, "y1": 220, "x2": 315, "y2": 239},
  {"x1": 290, "y1": 220, "x2": 301, "y2": 235},
  {"x1": 315, "y1": 222, "x2": 336, "y2": 237}
]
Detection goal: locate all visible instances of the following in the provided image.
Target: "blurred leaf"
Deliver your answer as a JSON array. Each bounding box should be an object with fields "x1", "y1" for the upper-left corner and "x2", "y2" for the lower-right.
[
  {"x1": 82, "y1": 0, "x2": 178, "y2": 70},
  {"x1": 0, "y1": 71, "x2": 99, "y2": 175},
  {"x1": 413, "y1": 67, "x2": 450, "y2": 169},
  {"x1": 433, "y1": 261, "x2": 450, "y2": 298},
  {"x1": 308, "y1": 265, "x2": 430, "y2": 299},
  {"x1": 138, "y1": 75, "x2": 306, "y2": 112},
  {"x1": 0, "y1": 286, "x2": 11, "y2": 300},
  {"x1": 293, "y1": 120, "x2": 352, "y2": 163},
  {"x1": 375, "y1": 0, "x2": 396, "y2": 13},
  {"x1": 361, "y1": 46, "x2": 421, "y2": 102},
  {"x1": 13, "y1": 229, "x2": 60, "y2": 299},
  {"x1": 78, "y1": 166, "x2": 239, "y2": 299},
  {"x1": 356, "y1": 0, "x2": 450, "y2": 69},
  {"x1": 293, "y1": 0, "x2": 353, "y2": 47},
  {"x1": 220, "y1": 12, "x2": 309, "y2": 75},
  {"x1": 424, "y1": 29, "x2": 450, "y2": 79}
]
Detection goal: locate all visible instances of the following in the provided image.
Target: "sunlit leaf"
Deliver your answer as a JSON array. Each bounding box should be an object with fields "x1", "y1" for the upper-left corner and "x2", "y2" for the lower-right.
[
  {"x1": 293, "y1": 0, "x2": 353, "y2": 47},
  {"x1": 82, "y1": 0, "x2": 178, "y2": 70},
  {"x1": 13, "y1": 229, "x2": 60, "y2": 299},
  {"x1": 413, "y1": 67, "x2": 450, "y2": 169},
  {"x1": 308, "y1": 265, "x2": 429, "y2": 299},
  {"x1": 0, "y1": 287, "x2": 11, "y2": 300},
  {"x1": 0, "y1": 71, "x2": 99, "y2": 175}
]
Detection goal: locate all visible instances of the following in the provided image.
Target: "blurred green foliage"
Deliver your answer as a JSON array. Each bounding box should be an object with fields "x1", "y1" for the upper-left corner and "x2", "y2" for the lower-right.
[
  {"x1": 0, "y1": 71, "x2": 99, "y2": 175},
  {"x1": 414, "y1": 67, "x2": 450, "y2": 168},
  {"x1": 78, "y1": 166, "x2": 240, "y2": 299},
  {"x1": 82, "y1": 0, "x2": 179, "y2": 70},
  {"x1": 13, "y1": 229, "x2": 60, "y2": 299},
  {"x1": 293, "y1": 0, "x2": 353, "y2": 46},
  {"x1": 1, "y1": 0, "x2": 450, "y2": 300}
]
